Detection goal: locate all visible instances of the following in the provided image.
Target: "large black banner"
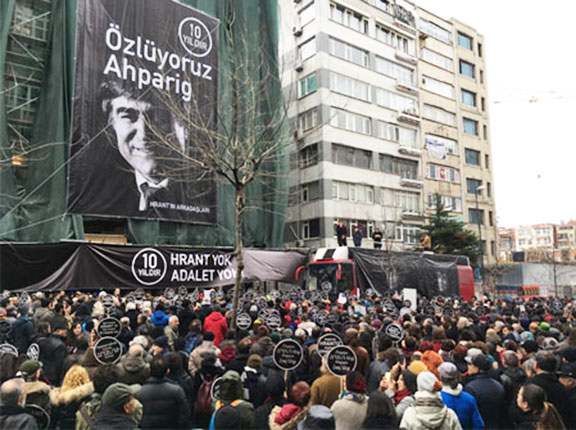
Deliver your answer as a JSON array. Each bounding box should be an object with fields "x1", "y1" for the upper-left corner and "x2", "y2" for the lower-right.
[
  {"x1": 67, "y1": 0, "x2": 218, "y2": 223},
  {"x1": 0, "y1": 243, "x2": 308, "y2": 291}
]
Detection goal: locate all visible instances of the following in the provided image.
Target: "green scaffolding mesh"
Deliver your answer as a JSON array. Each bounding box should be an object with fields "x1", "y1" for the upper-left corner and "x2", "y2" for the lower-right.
[{"x1": 0, "y1": 0, "x2": 289, "y2": 248}]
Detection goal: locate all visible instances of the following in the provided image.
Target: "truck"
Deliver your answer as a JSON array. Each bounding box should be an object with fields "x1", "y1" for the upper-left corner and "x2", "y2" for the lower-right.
[{"x1": 296, "y1": 247, "x2": 475, "y2": 301}]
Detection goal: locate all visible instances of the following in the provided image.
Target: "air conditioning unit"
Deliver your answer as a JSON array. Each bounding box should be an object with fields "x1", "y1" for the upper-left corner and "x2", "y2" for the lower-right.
[
  {"x1": 295, "y1": 61, "x2": 304, "y2": 72},
  {"x1": 419, "y1": 33, "x2": 428, "y2": 40},
  {"x1": 293, "y1": 24, "x2": 303, "y2": 36},
  {"x1": 294, "y1": 0, "x2": 302, "y2": 3}
]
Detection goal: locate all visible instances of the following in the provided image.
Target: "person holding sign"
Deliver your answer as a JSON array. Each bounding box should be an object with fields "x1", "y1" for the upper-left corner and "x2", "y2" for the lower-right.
[
  {"x1": 331, "y1": 371, "x2": 368, "y2": 430},
  {"x1": 310, "y1": 358, "x2": 342, "y2": 408}
]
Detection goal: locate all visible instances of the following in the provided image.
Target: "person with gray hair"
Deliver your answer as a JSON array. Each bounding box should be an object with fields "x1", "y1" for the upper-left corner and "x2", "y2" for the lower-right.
[
  {"x1": 0, "y1": 378, "x2": 38, "y2": 430},
  {"x1": 117, "y1": 344, "x2": 150, "y2": 386}
]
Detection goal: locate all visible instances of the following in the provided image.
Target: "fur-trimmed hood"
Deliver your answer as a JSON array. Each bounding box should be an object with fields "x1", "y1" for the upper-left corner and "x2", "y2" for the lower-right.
[
  {"x1": 24, "y1": 381, "x2": 51, "y2": 396},
  {"x1": 50, "y1": 382, "x2": 94, "y2": 406}
]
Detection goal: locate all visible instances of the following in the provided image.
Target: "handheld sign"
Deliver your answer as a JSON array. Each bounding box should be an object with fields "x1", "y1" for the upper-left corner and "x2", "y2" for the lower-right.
[
  {"x1": 255, "y1": 296, "x2": 268, "y2": 309},
  {"x1": 266, "y1": 312, "x2": 282, "y2": 330},
  {"x1": 326, "y1": 345, "x2": 357, "y2": 377},
  {"x1": 317, "y1": 334, "x2": 343, "y2": 357},
  {"x1": 0, "y1": 343, "x2": 18, "y2": 357},
  {"x1": 273, "y1": 339, "x2": 304, "y2": 371},
  {"x1": 327, "y1": 312, "x2": 339, "y2": 325},
  {"x1": 94, "y1": 337, "x2": 123, "y2": 365},
  {"x1": 236, "y1": 313, "x2": 252, "y2": 331},
  {"x1": 164, "y1": 288, "x2": 175, "y2": 300},
  {"x1": 96, "y1": 317, "x2": 123, "y2": 338},
  {"x1": 134, "y1": 288, "x2": 146, "y2": 301},
  {"x1": 385, "y1": 323, "x2": 404, "y2": 342},
  {"x1": 289, "y1": 288, "x2": 302, "y2": 303},
  {"x1": 316, "y1": 310, "x2": 329, "y2": 326},
  {"x1": 101, "y1": 295, "x2": 114, "y2": 314},
  {"x1": 26, "y1": 343, "x2": 40, "y2": 361},
  {"x1": 321, "y1": 281, "x2": 332, "y2": 293},
  {"x1": 365, "y1": 288, "x2": 375, "y2": 298},
  {"x1": 0, "y1": 320, "x2": 11, "y2": 338},
  {"x1": 269, "y1": 290, "x2": 281, "y2": 301},
  {"x1": 178, "y1": 286, "x2": 188, "y2": 297},
  {"x1": 210, "y1": 376, "x2": 222, "y2": 400}
]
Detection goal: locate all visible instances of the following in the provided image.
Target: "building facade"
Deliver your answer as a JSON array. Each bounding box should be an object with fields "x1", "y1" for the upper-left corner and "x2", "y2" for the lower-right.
[{"x1": 281, "y1": 0, "x2": 498, "y2": 264}]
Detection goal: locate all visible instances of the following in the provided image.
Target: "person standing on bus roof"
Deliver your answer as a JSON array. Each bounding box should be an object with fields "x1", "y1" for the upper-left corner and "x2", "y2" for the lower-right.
[
  {"x1": 353, "y1": 227, "x2": 363, "y2": 248},
  {"x1": 336, "y1": 221, "x2": 347, "y2": 247}
]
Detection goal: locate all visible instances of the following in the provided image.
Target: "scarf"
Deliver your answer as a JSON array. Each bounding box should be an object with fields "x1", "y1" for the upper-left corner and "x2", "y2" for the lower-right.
[
  {"x1": 339, "y1": 391, "x2": 366, "y2": 403},
  {"x1": 394, "y1": 387, "x2": 412, "y2": 404}
]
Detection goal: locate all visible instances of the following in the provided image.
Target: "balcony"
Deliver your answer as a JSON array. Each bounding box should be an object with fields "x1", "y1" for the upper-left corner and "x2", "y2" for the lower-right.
[
  {"x1": 395, "y1": 50, "x2": 418, "y2": 66},
  {"x1": 400, "y1": 176, "x2": 423, "y2": 189},
  {"x1": 395, "y1": 81, "x2": 419, "y2": 95},
  {"x1": 397, "y1": 109, "x2": 420, "y2": 125},
  {"x1": 402, "y1": 210, "x2": 423, "y2": 220},
  {"x1": 398, "y1": 144, "x2": 422, "y2": 157}
]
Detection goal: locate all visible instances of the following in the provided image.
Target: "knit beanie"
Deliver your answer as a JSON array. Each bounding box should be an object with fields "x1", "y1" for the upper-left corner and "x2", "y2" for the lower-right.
[
  {"x1": 417, "y1": 371, "x2": 442, "y2": 393},
  {"x1": 346, "y1": 371, "x2": 367, "y2": 394},
  {"x1": 402, "y1": 370, "x2": 417, "y2": 394},
  {"x1": 408, "y1": 360, "x2": 428, "y2": 375}
]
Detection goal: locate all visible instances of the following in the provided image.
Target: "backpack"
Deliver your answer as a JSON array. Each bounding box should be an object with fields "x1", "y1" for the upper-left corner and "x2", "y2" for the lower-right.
[
  {"x1": 195, "y1": 374, "x2": 216, "y2": 415},
  {"x1": 209, "y1": 399, "x2": 243, "y2": 430},
  {"x1": 185, "y1": 334, "x2": 199, "y2": 354}
]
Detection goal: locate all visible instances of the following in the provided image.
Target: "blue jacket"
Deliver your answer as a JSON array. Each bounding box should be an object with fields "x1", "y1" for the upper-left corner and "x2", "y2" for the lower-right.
[{"x1": 441, "y1": 385, "x2": 484, "y2": 430}]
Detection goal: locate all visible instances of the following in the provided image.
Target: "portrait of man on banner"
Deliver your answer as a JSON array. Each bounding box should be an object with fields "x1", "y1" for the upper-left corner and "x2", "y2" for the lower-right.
[{"x1": 67, "y1": 0, "x2": 218, "y2": 224}]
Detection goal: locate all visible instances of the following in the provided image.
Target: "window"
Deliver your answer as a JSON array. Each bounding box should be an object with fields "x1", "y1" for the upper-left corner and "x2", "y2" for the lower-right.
[
  {"x1": 12, "y1": 3, "x2": 51, "y2": 41},
  {"x1": 377, "y1": 122, "x2": 418, "y2": 147},
  {"x1": 397, "y1": 190, "x2": 420, "y2": 212},
  {"x1": 299, "y1": 38, "x2": 316, "y2": 61},
  {"x1": 299, "y1": 73, "x2": 317, "y2": 98},
  {"x1": 463, "y1": 118, "x2": 478, "y2": 135},
  {"x1": 489, "y1": 211, "x2": 494, "y2": 227},
  {"x1": 375, "y1": 24, "x2": 411, "y2": 54},
  {"x1": 491, "y1": 241, "x2": 495, "y2": 257},
  {"x1": 333, "y1": 181, "x2": 374, "y2": 203},
  {"x1": 465, "y1": 148, "x2": 480, "y2": 166},
  {"x1": 301, "y1": 181, "x2": 320, "y2": 202},
  {"x1": 298, "y1": 108, "x2": 318, "y2": 131},
  {"x1": 459, "y1": 60, "x2": 475, "y2": 78},
  {"x1": 461, "y1": 89, "x2": 476, "y2": 107},
  {"x1": 375, "y1": 56, "x2": 414, "y2": 86},
  {"x1": 395, "y1": 225, "x2": 421, "y2": 244},
  {"x1": 480, "y1": 70, "x2": 484, "y2": 84},
  {"x1": 379, "y1": 155, "x2": 418, "y2": 178},
  {"x1": 420, "y1": 48, "x2": 453, "y2": 71},
  {"x1": 299, "y1": 2, "x2": 315, "y2": 26},
  {"x1": 427, "y1": 194, "x2": 462, "y2": 212},
  {"x1": 466, "y1": 178, "x2": 482, "y2": 194},
  {"x1": 302, "y1": 219, "x2": 320, "y2": 239},
  {"x1": 483, "y1": 125, "x2": 488, "y2": 139},
  {"x1": 427, "y1": 164, "x2": 460, "y2": 183},
  {"x1": 375, "y1": 88, "x2": 417, "y2": 112},
  {"x1": 419, "y1": 19, "x2": 452, "y2": 44},
  {"x1": 331, "y1": 108, "x2": 371, "y2": 135},
  {"x1": 468, "y1": 209, "x2": 484, "y2": 226},
  {"x1": 481, "y1": 97, "x2": 486, "y2": 111},
  {"x1": 332, "y1": 144, "x2": 373, "y2": 169},
  {"x1": 485, "y1": 154, "x2": 490, "y2": 169},
  {"x1": 329, "y1": 73, "x2": 370, "y2": 101},
  {"x1": 487, "y1": 182, "x2": 492, "y2": 197},
  {"x1": 422, "y1": 76, "x2": 454, "y2": 99},
  {"x1": 478, "y1": 42, "x2": 483, "y2": 57},
  {"x1": 423, "y1": 104, "x2": 456, "y2": 126},
  {"x1": 330, "y1": 3, "x2": 368, "y2": 33},
  {"x1": 299, "y1": 144, "x2": 318, "y2": 168},
  {"x1": 363, "y1": 0, "x2": 394, "y2": 14},
  {"x1": 329, "y1": 38, "x2": 369, "y2": 67},
  {"x1": 425, "y1": 135, "x2": 458, "y2": 156},
  {"x1": 457, "y1": 32, "x2": 473, "y2": 50}
]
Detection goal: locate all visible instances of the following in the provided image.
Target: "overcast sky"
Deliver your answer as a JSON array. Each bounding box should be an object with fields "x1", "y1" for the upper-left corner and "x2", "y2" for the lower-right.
[{"x1": 417, "y1": 0, "x2": 576, "y2": 228}]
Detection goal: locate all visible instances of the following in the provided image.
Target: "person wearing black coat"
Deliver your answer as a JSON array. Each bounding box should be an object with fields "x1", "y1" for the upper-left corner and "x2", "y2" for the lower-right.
[
  {"x1": 254, "y1": 373, "x2": 287, "y2": 430},
  {"x1": 135, "y1": 356, "x2": 191, "y2": 430},
  {"x1": 0, "y1": 378, "x2": 38, "y2": 430},
  {"x1": 38, "y1": 326, "x2": 69, "y2": 386},
  {"x1": 11, "y1": 306, "x2": 34, "y2": 354},
  {"x1": 528, "y1": 351, "x2": 568, "y2": 420}
]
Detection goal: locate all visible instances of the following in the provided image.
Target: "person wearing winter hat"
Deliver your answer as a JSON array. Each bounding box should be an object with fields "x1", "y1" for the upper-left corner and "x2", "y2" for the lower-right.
[
  {"x1": 151, "y1": 336, "x2": 168, "y2": 356},
  {"x1": 254, "y1": 373, "x2": 287, "y2": 430},
  {"x1": 407, "y1": 360, "x2": 428, "y2": 376},
  {"x1": 438, "y1": 362, "x2": 484, "y2": 430},
  {"x1": 400, "y1": 371, "x2": 462, "y2": 430},
  {"x1": 379, "y1": 365, "x2": 417, "y2": 421},
  {"x1": 331, "y1": 371, "x2": 368, "y2": 430},
  {"x1": 269, "y1": 381, "x2": 310, "y2": 430}
]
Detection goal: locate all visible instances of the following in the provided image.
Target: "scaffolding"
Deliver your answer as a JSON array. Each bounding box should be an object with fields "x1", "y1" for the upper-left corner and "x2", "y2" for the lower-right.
[{"x1": 4, "y1": 0, "x2": 52, "y2": 157}]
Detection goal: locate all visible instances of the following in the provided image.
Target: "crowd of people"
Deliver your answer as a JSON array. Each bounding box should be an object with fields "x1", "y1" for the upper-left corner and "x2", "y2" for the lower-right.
[{"x1": 0, "y1": 287, "x2": 575, "y2": 430}]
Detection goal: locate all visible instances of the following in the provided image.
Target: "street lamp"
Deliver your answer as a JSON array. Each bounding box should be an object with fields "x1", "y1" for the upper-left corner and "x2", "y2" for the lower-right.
[{"x1": 475, "y1": 185, "x2": 486, "y2": 294}]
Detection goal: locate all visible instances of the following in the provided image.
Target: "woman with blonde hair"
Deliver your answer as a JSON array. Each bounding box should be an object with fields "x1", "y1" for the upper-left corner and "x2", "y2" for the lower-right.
[{"x1": 50, "y1": 365, "x2": 94, "y2": 429}]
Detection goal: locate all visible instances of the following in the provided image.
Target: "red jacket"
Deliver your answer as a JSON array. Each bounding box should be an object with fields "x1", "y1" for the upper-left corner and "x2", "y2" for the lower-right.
[{"x1": 203, "y1": 311, "x2": 228, "y2": 347}]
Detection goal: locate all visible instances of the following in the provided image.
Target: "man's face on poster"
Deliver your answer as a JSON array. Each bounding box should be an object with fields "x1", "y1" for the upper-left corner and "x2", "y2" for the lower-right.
[{"x1": 107, "y1": 95, "x2": 186, "y2": 184}]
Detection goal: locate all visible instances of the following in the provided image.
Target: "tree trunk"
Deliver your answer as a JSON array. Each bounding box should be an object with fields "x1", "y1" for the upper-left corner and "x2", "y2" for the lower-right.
[{"x1": 230, "y1": 186, "x2": 245, "y2": 330}]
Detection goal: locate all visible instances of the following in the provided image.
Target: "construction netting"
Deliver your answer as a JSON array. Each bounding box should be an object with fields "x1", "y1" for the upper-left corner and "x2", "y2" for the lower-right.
[{"x1": 0, "y1": 0, "x2": 289, "y2": 247}]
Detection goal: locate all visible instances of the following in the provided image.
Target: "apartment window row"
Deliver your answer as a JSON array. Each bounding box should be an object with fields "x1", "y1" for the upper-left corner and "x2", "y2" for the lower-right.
[
  {"x1": 461, "y1": 89, "x2": 476, "y2": 107},
  {"x1": 460, "y1": 60, "x2": 475, "y2": 78},
  {"x1": 425, "y1": 135, "x2": 458, "y2": 157},
  {"x1": 423, "y1": 104, "x2": 456, "y2": 127},
  {"x1": 427, "y1": 163, "x2": 460, "y2": 183},
  {"x1": 420, "y1": 48, "x2": 454, "y2": 72},
  {"x1": 468, "y1": 209, "x2": 484, "y2": 226},
  {"x1": 298, "y1": 2, "x2": 315, "y2": 27},
  {"x1": 300, "y1": 181, "x2": 321, "y2": 203},
  {"x1": 422, "y1": 75, "x2": 454, "y2": 99},
  {"x1": 375, "y1": 24, "x2": 411, "y2": 54},
  {"x1": 362, "y1": 0, "x2": 394, "y2": 14},
  {"x1": 466, "y1": 178, "x2": 492, "y2": 197},
  {"x1": 465, "y1": 148, "x2": 480, "y2": 166},
  {"x1": 375, "y1": 88, "x2": 417, "y2": 112},
  {"x1": 298, "y1": 144, "x2": 319, "y2": 168},
  {"x1": 298, "y1": 108, "x2": 319, "y2": 132},
  {"x1": 457, "y1": 32, "x2": 473, "y2": 50},
  {"x1": 378, "y1": 122, "x2": 418, "y2": 148},
  {"x1": 331, "y1": 108, "x2": 371, "y2": 135},
  {"x1": 375, "y1": 56, "x2": 414, "y2": 86},
  {"x1": 299, "y1": 37, "x2": 316, "y2": 61},
  {"x1": 330, "y1": 2, "x2": 368, "y2": 34},
  {"x1": 427, "y1": 194, "x2": 463, "y2": 212},
  {"x1": 329, "y1": 38, "x2": 369, "y2": 67},
  {"x1": 380, "y1": 154, "x2": 419, "y2": 179},
  {"x1": 419, "y1": 19, "x2": 452, "y2": 45},
  {"x1": 329, "y1": 72, "x2": 370, "y2": 101},
  {"x1": 396, "y1": 225, "x2": 421, "y2": 244},
  {"x1": 298, "y1": 73, "x2": 317, "y2": 98},
  {"x1": 302, "y1": 218, "x2": 321, "y2": 239},
  {"x1": 332, "y1": 144, "x2": 372, "y2": 169},
  {"x1": 382, "y1": 188, "x2": 420, "y2": 212},
  {"x1": 333, "y1": 181, "x2": 375, "y2": 203}
]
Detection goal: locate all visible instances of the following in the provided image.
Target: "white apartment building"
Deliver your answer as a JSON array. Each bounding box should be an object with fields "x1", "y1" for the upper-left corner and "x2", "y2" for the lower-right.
[{"x1": 280, "y1": 0, "x2": 498, "y2": 263}]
